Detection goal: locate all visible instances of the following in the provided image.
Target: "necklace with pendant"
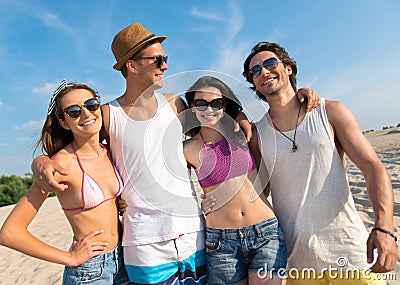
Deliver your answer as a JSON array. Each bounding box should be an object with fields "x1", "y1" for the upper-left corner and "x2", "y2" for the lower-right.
[{"x1": 271, "y1": 102, "x2": 302, "y2": 152}]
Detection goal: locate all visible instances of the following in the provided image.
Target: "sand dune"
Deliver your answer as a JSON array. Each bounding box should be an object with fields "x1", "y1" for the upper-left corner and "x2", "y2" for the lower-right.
[
  {"x1": 0, "y1": 129, "x2": 399, "y2": 284},
  {"x1": 347, "y1": 129, "x2": 400, "y2": 285},
  {"x1": 0, "y1": 197, "x2": 71, "y2": 284}
]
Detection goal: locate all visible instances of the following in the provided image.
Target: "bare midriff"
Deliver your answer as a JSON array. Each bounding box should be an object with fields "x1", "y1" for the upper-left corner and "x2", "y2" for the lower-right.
[
  {"x1": 63, "y1": 198, "x2": 120, "y2": 254},
  {"x1": 203, "y1": 169, "x2": 275, "y2": 229}
]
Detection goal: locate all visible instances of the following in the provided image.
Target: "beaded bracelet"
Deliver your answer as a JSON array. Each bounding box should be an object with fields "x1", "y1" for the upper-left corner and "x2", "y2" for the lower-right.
[{"x1": 371, "y1": 227, "x2": 397, "y2": 242}]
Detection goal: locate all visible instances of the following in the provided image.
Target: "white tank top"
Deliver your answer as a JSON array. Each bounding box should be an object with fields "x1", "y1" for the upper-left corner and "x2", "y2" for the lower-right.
[
  {"x1": 256, "y1": 99, "x2": 369, "y2": 271},
  {"x1": 108, "y1": 93, "x2": 204, "y2": 246}
]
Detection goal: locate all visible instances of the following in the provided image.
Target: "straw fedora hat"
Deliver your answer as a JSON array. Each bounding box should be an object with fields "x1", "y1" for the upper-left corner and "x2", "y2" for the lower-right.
[{"x1": 112, "y1": 22, "x2": 167, "y2": 71}]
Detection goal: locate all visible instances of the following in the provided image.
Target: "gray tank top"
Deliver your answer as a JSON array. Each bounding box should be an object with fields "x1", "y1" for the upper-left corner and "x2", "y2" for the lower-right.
[{"x1": 256, "y1": 99, "x2": 369, "y2": 271}]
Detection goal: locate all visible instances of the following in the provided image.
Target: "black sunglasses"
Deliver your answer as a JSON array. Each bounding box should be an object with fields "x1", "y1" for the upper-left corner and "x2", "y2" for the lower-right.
[
  {"x1": 192, "y1": 98, "x2": 225, "y2": 111},
  {"x1": 131, "y1": 55, "x2": 168, "y2": 68},
  {"x1": 64, "y1": 97, "x2": 100, "y2": 119},
  {"x1": 249, "y1": 57, "x2": 281, "y2": 79}
]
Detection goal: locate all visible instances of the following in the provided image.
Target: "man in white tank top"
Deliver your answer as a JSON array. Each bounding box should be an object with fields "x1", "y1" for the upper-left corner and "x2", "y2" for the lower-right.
[
  {"x1": 241, "y1": 42, "x2": 397, "y2": 284},
  {"x1": 101, "y1": 22, "x2": 208, "y2": 285}
]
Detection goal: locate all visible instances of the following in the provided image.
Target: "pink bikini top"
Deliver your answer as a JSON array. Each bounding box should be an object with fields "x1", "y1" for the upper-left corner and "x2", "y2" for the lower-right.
[
  {"x1": 62, "y1": 143, "x2": 123, "y2": 211},
  {"x1": 197, "y1": 133, "x2": 256, "y2": 188}
]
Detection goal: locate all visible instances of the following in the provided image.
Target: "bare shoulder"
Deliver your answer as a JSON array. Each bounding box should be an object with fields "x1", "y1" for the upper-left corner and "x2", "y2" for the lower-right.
[
  {"x1": 185, "y1": 132, "x2": 201, "y2": 143},
  {"x1": 183, "y1": 135, "x2": 202, "y2": 153},
  {"x1": 183, "y1": 135, "x2": 203, "y2": 168},
  {"x1": 162, "y1": 93, "x2": 187, "y2": 114},
  {"x1": 51, "y1": 149, "x2": 74, "y2": 181},
  {"x1": 101, "y1": 103, "x2": 110, "y2": 114},
  {"x1": 325, "y1": 99, "x2": 346, "y2": 110},
  {"x1": 248, "y1": 126, "x2": 262, "y2": 164},
  {"x1": 100, "y1": 103, "x2": 110, "y2": 139},
  {"x1": 325, "y1": 99, "x2": 349, "y2": 114},
  {"x1": 249, "y1": 124, "x2": 259, "y2": 149},
  {"x1": 325, "y1": 99, "x2": 357, "y2": 126},
  {"x1": 162, "y1": 93, "x2": 180, "y2": 100}
]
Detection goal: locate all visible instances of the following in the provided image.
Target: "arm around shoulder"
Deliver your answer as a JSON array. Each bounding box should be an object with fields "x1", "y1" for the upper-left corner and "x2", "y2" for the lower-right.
[
  {"x1": 248, "y1": 127, "x2": 270, "y2": 198},
  {"x1": 164, "y1": 93, "x2": 188, "y2": 128},
  {"x1": 163, "y1": 93, "x2": 187, "y2": 115},
  {"x1": 31, "y1": 155, "x2": 69, "y2": 192}
]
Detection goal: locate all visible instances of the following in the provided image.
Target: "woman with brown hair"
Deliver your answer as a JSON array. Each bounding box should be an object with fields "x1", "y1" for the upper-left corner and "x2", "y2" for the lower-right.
[
  {"x1": 0, "y1": 81, "x2": 129, "y2": 284},
  {"x1": 184, "y1": 76, "x2": 287, "y2": 285}
]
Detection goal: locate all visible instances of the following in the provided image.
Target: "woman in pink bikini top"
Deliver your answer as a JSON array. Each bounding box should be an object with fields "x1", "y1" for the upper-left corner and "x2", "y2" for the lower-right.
[
  {"x1": 183, "y1": 76, "x2": 287, "y2": 285},
  {"x1": 62, "y1": 142, "x2": 122, "y2": 211},
  {"x1": 0, "y1": 81, "x2": 128, "y2": 284}
]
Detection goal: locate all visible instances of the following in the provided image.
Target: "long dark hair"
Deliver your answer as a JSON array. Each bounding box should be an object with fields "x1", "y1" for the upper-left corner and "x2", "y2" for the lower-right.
[
  {"x1": 34, "y1": 83, "x2": 99, "y2": 157},
  {"x1": 184, "y1": 76, "x2": 242, "y2": 137},
  {"x1": 243, "y1": 42, "x2": 297, "y2": 102}
]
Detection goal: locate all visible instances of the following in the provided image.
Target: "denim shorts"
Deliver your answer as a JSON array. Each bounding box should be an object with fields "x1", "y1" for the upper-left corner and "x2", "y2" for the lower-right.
[
  {"x1": 205, "y1": 217, "x2": 288, "y2": 285},
  {"x1": 62, "y1": 243, "x2": 129, "y2": 285}
]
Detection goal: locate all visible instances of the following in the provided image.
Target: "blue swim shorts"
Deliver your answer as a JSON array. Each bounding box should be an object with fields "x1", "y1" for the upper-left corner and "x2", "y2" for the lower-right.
[{"x1": 124, "y1": 230, "x2": 206, "y2": 285}]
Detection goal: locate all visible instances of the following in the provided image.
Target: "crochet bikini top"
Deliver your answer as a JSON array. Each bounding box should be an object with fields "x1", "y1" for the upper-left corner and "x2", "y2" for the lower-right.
[
  {"x1": 62, "y1": 143, "x2": 123, "y2": 211},
  {"x1": 197, "y1": 133, "x2": 256, "y2": 188}
]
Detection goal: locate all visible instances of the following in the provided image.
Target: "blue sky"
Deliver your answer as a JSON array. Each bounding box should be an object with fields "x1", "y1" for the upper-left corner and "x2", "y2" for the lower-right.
[{"x1": 1, "y1": 0, "x2": 399, "y2": 176}]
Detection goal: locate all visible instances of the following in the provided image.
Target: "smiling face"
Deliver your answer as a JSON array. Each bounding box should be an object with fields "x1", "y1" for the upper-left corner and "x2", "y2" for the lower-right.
[
  {"x1": 249, "y1": 50, "x2": 293, "y2": 98},
  {"x1": 192, "y1": 86, "x2": 225, "y2": 128},
  {"x1": 59, "y1": 89, "x2": 102, "y2": 137},
  {"x1": 128, "y1": 42, "x2": 168, "y2": 90}
]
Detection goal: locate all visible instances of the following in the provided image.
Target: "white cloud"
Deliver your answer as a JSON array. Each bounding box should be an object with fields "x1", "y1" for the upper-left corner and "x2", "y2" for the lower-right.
[
  {"x1": 225, "y1": 2, "x2": 243, "y2": 43},
  {"x1": 191, "y1": 1, "x2": 248, "y2": 76},
  {"x1": 191, "y1": 7, "x2": 225, "y2": 21},
  {"x1": 35, "y1": 8, "x2": 74, "y2": 35},
  {"x1": 2, "y1": 2, "x2": 75, "y2": 37},
  {"x1": 187, "y1": 3, "x2": 249, "y2": 76},
  {"x1": 0, "y1": 98, "x2": 3, "y2": 108},
  {"x1": 32, "y1": 81, "x2": 61, "y2": 96},
  {"x1": 191, "y1": 25, "x2": 214, "y2": 33},
  {"x1": 13, "y1": 119, "x2": 44, "y2": 132},
  {"x1": 33, "y1": 7, "x2": 84, "y2": 53}
]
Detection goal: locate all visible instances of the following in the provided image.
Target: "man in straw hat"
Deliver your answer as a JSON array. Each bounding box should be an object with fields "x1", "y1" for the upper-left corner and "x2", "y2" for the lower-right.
[{"x1": 101, "y1": 22, "x2": 207, "y2": 284}]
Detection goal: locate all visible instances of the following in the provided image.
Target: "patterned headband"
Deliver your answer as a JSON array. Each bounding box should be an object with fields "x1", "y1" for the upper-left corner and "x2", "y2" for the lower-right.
[{"x1": 47, "y1": 79, "x2": 69, "y2": 115}]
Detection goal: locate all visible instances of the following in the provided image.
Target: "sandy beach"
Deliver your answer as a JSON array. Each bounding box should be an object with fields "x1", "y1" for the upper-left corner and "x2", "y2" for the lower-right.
[{"x1": 0, "y1": 129, "x2": 399, "y2": 284}]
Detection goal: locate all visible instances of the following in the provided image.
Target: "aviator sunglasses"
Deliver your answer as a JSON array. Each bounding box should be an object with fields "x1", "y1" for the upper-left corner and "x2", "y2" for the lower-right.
[
  {"x1": 64, "y1": 97, "x2": 100, "y2": 119},
  {"x1": 249, "y1": 57, "x2": 281, "y2": 79},
  {"x1": 192, "y1": 98, "x2": 225, "y2": 111},
  {"x1": 131, "y1": 55, "x2": 168, "y2": 68}
]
